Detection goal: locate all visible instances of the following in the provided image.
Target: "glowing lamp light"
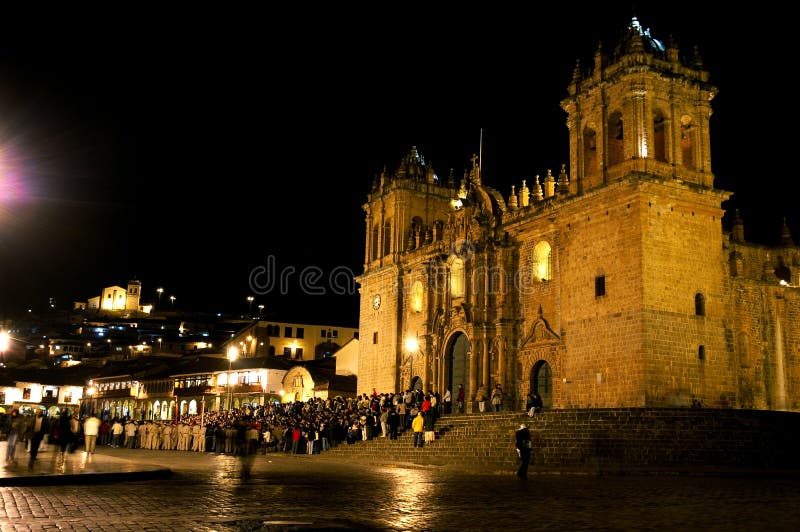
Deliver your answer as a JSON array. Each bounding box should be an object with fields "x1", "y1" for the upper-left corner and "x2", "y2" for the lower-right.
[
  {"x1": 405, "y1": 337, "x2": 419, "y2": 353},
  {"x1": 227, "y1": 346, "x2": 239, "y2": 362},
  {"x1": 0, "y1": 331, "x2": 9, "y2": 352}
]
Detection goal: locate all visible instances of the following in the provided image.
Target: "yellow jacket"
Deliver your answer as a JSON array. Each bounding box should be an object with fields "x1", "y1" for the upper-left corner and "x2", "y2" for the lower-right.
[{"x1": 411, "y1": 413, "x2": 424, "y2": 433}]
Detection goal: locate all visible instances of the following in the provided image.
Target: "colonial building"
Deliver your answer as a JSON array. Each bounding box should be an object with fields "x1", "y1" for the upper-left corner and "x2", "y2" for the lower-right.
[
  {"x1": 77, "y1": 278, "x2": 152, "y2": 314},
  {"x1": 356, "y1": 18, "x2": 800, "y2": 412}
]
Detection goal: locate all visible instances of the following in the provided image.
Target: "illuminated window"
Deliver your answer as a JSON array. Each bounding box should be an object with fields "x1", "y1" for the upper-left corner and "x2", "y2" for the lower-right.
[
  {"x1": 533, "y1": 241, "x2": 552, "y2": 281},
  {"x1": 411, "y1": 281, "x2": 424, "y2": 313},
  {"x1": 450, "y1": 258, "x2": 465, "y2": 298}
]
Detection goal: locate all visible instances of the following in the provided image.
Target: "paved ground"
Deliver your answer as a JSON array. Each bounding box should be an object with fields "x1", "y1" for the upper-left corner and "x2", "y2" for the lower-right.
[{"x1": 3, "y1": 444, "x2": 800, "y2": 531}]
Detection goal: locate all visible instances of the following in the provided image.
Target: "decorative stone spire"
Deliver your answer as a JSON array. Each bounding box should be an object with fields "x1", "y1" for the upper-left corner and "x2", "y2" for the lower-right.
[
  {"x1": 544, "y1": 169, "x2": 556, "y2": 198},
  {"x1": 557, "y1": 163, "x2": 570, "y2": 195},
  {"x1": 447, "y1": 168, "x2": 455, "y2": 188},
  {"x1": 533, "y1": 175, "x2": 544, "y2": 201},
  {"x1": 691, "y1": 45, "x2": 704, "y2": 69},
  {"x1": 628, "y1": 17, "x2": 645, "y2": 54},
  {"x1": 593, "y1": 41, "x2": 603, "y2": 78},
  {"x1": 731, "y1": 209, "x2": 745, "y2": 243},
  {"x1": 781, "y1": 217, "x2": 795, "y2": 247},
  {"x1": 509, "y1": 185, "x2": 518, "y2": 210},
  {"x1": 468, "y1": 153, "x2": 481, "y2": 185},
  {"x1": 571, "y1": 59, "x2": 582, "y2": 85},
  {"x1": 666, "y1": 34, "x2": 679, "y2": 63},
  {"x1": 519, "y1": 180, "x2": 530, "y2": 208}
]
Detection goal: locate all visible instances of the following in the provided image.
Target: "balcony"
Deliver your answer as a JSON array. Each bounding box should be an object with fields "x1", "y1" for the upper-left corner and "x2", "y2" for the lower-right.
[{"x1": 173, "y1": 385, "x2": 214, "y2": 397}]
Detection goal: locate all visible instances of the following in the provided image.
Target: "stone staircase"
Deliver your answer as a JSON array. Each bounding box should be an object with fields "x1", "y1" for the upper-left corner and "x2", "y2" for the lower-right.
[
  {"x1": 315, "y1": 408, "x2": 800, "y2": 475},
  {"x1": 320, "y1": 411, "x2": 526, "y2": 474}
]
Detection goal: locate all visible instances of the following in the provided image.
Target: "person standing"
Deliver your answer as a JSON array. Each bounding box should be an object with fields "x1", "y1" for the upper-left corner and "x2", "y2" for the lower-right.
[
  {"x1": 529, "y1": 392, "x2": 543, "y2": 416},
  {"x1": 443, "y1": 388, "x2": 452, "y2": 415},
  {"x1": 111, "y1": 418, "x2": 124, "y2": 447},
  {"x1": 456, "y1": 384, "x2": 466, "y2": 414},
  {"x1": 26, "y1": 409, "x2": 50, "y2": 467},
  {"x1": 515, "y1": 423, "x2": 532, "y2": 479},
  {"x1": 491, "y1": 384, "x2": 504, "y2": 412},
  {"x1": 83, "y1": 413, "x2": 101, "y2": 454},
  {"x1": 411, "y1": 411, "x2": 425, "y2": 448}
]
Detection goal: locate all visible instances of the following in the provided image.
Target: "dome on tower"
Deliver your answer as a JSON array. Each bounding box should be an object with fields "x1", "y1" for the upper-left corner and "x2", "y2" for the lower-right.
[{"x1": 613, "y1": 16, "x2": 666, "y2": 58}]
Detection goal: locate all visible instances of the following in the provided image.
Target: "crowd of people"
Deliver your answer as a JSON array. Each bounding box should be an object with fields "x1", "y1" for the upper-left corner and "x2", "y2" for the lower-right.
[{"x1": 3, "y1": 384, "x2": 540, "y2": 466}]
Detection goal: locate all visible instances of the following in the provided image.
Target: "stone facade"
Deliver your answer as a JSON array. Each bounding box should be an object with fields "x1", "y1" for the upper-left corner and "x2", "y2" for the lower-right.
[{"x1": 356, "y1": 18, "x2": 800, "y2": 413}]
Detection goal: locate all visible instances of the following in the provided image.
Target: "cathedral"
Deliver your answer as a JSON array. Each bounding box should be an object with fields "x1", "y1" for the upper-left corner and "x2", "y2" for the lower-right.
[{"x1": 356, "y1": 18, "x2": 800, "y2": 412}]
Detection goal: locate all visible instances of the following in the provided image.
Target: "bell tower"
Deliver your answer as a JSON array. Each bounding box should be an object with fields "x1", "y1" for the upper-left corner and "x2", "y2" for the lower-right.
[
  {"x1": 356, "y1": 146, "x2": 457, "y2": 393},
  {"x1": 126, "y1": 279, "x2": 141, "y2": 311},
  {"x1": 562, "y1": 17, "x2": 717, "y2": 194}
]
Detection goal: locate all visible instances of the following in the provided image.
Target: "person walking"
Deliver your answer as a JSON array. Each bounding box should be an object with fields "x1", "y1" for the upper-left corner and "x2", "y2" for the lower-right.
[
  {"x1": 515, "y1": 423, "x2": 532, "y2": 479},
  {"x1": 4, "y1": 408, "x2": 26, "y2": 463},
  {"x1": 26, "y1": 409, "x2": 51, "y2": 468},
  {"x1": 83, "y1": 413, "x2": 101, "y2": 453}
]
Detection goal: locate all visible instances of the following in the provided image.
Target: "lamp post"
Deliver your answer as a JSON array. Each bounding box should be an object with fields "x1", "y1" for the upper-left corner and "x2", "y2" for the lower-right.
[
  {"x1": 156, "y1": 288, "x2": 163, "y2": 310},
  {"x1": 169, "y1": 295, "x2": 176, "y2": 311},
  {"x1": 257, "y1": 304, "x2": 264, "y2": 318},
  {"x1": 247, "y1": 296, "x2": 255, "y2": 317},
  {"x1": 227, "y1": 346, "x2": 239, "y2": 410}
]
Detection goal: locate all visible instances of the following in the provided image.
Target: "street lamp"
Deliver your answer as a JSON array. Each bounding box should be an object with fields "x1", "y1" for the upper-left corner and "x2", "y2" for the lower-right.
[
  {"x1": 257, "y1": 304, "x2": 264, "y2": 318},
  {"x1": 0, "y1": 330, "x2": 9, "y2": 364},
  {"x1": 404, "y1": 336, "x2": 419, "y2": 390},
  {"x1": 247, "y1": 296, "x2": 255, "y2": 317},
  {"x1": 156, "y1": 288, "x2": 164, "y2": 310},
  {"x1": 227, "y1": 346, "x2": 239, "y2": 410},
  {"x1": 169, "y1": 295, "x2": 176, "y2": 311}
]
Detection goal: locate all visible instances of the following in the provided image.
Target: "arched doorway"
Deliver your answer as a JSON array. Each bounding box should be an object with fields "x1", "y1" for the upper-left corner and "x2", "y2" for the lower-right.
[
  {"x1": 446, "y1": 332, "x2": 470, "y2": 398},
  {"x1": 531, "y1": 360, "x2": 553, "y2": 408},
  {"x1": 410, "y1": 375, "x2": 423, "y2": 392}
]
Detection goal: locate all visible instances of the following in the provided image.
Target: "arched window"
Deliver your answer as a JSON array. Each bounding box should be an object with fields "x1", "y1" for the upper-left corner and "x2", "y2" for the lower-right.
[
  {"x1": 450, "y1": 258, "x2": 465, "y2": 298},
  {"x1": 411, "y1": 281, "x2": 424, "y2": 313},
  {"x1": 583, "y1": 127, "x2": 598, "y2": 180},
  {"x1": 653, "y1": 110, "x2": 667, "y2": 162},
  {"x1": 695, "y1": 292, "x2": 705, "y2": 316},
  {"x1": 371, "y1": 226, "x2": 380, "y2": 261},
  {"x1": 681, "y1": 115, "x2": 696, "y2": 170},
  {"x1": 383, "y1": 222, "x2": 392, "y2": 256},
  {"x1": 607, "y1": 111, "x2": 624, "y2": 167},
  {"x1": 533, "y1": 241, "x2": 552, "y2": 282}
]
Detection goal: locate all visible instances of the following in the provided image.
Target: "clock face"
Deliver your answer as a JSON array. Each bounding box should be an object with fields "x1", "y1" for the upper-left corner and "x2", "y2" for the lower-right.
[{"x1": 372, "y1": 294, "x2": 381, "y2": 310}]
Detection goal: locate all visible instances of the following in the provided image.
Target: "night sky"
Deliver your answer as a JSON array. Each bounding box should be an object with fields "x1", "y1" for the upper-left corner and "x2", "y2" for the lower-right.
[{"x1": 0, "y1": 5, "x2": 790, "y2": 326}]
